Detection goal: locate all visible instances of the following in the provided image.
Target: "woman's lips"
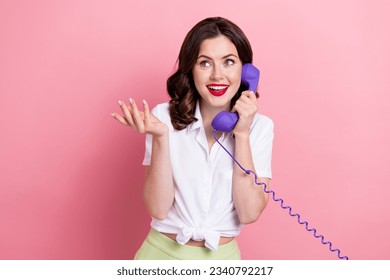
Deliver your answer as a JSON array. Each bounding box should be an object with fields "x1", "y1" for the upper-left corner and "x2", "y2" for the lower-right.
[{"x1": 207, "y1": 84, "x2": 229, "y2": 96}]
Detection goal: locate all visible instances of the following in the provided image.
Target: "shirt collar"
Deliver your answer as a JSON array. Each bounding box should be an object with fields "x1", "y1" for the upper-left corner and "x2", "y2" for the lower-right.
[{"x1": 186, "y1": 101, "x2": 233, "y2": 138}]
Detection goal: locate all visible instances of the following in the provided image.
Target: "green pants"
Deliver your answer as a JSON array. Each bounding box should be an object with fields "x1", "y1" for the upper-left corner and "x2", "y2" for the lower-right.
[{"x1": 134, "y1": 229, "x2": 241, "y2": 260}]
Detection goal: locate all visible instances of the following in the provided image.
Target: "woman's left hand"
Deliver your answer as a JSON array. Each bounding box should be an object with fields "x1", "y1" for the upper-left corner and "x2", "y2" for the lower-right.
[{"x1": 232, "y1": 90, "x2": 258, "y2": 137}]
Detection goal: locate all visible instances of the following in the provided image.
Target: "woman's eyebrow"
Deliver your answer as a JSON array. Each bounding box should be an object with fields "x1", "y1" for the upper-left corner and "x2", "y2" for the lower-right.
[{"x1": 196, "y1": 54, "x2": 239, "y2": 60}]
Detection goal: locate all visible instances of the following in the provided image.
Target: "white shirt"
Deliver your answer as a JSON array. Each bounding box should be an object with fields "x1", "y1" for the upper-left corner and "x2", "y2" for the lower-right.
[{"x1": 142, "y1": 101, "x2": 274, "y2": 250}]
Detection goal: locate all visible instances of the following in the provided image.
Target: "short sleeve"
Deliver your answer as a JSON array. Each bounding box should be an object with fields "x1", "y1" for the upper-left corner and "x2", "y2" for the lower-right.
[
  {"x1": 142, "y1": 133, "x2": 152, "y2": 166},
  {"x1": 250, "y1": 115, "x2": 274, "y2": 179}
]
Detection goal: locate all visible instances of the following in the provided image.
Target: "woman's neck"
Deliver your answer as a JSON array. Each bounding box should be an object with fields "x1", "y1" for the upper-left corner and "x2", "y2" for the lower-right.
[
  {"x1": 199, "y1": 101, "x2": 229, "y2": 129},
  {"x1": 199, "y1": 101, "x2": 226, "y2": 150}
]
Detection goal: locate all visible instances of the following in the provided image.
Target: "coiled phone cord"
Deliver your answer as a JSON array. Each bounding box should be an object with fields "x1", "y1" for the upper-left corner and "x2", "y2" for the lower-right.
[{"x1": 212, "y1": 129, "x2": 349, "y2": 260}]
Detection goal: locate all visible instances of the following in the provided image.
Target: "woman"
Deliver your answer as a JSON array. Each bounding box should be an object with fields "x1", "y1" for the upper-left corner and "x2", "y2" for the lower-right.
[{"x1": 112, "y1": 17, "x2": 274, "y2": 260}]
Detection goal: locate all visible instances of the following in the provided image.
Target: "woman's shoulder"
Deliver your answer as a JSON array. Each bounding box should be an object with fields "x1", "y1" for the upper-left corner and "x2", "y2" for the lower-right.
[
  {"x1": 151, "y1": 101, "x2": 169, "y2": 110},
  {"x1": 253, "y1": 113, "x2": 274, "y2": 129},
  {"x1": 150, "y1": 101, "x2": 170, "y2": 117},
  {"x1": 250, "y1": 114, "x2": 274, "y2": 142}
]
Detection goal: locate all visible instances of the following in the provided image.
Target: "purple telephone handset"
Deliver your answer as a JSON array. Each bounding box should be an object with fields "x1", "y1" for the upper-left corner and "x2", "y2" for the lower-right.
[{"x1": 211, "y1": 63, "x2": 260, "y2": 132}]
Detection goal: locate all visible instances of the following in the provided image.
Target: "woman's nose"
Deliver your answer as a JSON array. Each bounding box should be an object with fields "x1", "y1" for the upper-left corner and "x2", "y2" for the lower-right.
[{"x1": 210, "y1": 65, "x2": 223, "y2": 80}]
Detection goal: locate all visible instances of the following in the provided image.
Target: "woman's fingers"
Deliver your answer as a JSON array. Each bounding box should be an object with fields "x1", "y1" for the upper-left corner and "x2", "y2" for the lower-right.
[
  {"x1": 234, "y1": 96, "x2": 257, "y2": 115},
  {"x1": 112, "y1": 98, "x2": 168, "y2": 137},
  {"x1": 232, "y1": 91, "x2": 258, "y2": 127},
  {"x1": 129, "y1": 98, "x2": 145, "y2": 132},
  {"x1": 111, "y1": 112, "x2": 129, "y2": 125},
  {"x1": 113, "y1": 99, "x2": 150, "y2": 133},
  {"x1": 118, "y1": 99, "x2": 136, "y2": 127},
  {"x1": 143, "y1": 100, "x2": 151, "y2": 128}
]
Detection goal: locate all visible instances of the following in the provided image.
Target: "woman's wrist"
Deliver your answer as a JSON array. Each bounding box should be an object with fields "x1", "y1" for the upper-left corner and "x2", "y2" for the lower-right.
[
  {"x1": 233, "y1": 130, "x2": 250, "y2": 141},
  {"x1": 152, "y1": 124, "x2": 169, "y2": 139}
]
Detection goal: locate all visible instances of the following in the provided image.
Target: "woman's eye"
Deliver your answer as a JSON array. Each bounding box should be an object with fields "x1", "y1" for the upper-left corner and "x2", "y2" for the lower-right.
[
  {"x1": 200, "y1": 60, "x2": 211, "y2": 67},
  {"x1": 225, "y1": 59, "x2": 235, "y2": 66}
]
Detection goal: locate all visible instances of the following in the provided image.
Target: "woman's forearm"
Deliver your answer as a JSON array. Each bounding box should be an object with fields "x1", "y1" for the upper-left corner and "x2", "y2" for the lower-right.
[
  {"x1": 143, "y1": 133, "x2": 174, "y2": 220},
  {"x1": 232, "y1": 133, "x2": 269, "y2": 224}
]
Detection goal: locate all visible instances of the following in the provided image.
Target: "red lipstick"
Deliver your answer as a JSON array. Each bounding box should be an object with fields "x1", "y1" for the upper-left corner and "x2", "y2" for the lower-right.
[{"x1": 207, "y1": 84, "x2": 229, "y2": 96}]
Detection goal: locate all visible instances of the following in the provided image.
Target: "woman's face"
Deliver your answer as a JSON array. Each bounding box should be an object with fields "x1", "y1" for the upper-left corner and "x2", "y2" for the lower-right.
[{"x1": 192, "y1": 35, "x2": 242, "y2": 112}]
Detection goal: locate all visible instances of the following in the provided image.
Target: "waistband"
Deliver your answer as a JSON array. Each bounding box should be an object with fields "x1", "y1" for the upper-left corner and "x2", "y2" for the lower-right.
[{"x1": 144, "y1": 229, "x2": 241, "y2": 260}]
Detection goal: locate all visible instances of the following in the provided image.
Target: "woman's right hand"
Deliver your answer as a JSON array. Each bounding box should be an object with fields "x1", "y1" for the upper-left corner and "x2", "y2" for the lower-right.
[{"x1": 111, "y1": 98, "x2": 168, "y2": 137}]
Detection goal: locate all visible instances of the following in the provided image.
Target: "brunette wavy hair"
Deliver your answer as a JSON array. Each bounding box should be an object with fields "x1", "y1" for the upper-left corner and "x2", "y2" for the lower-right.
[{"x1": 167, "y1": 17, "x2": 255, "y2": 130}]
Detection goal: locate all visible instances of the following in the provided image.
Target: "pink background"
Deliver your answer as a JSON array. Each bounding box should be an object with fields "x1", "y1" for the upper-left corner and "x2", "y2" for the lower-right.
[{"x1": 1, "y1": 0, "x2": 389, "y2": 260}]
